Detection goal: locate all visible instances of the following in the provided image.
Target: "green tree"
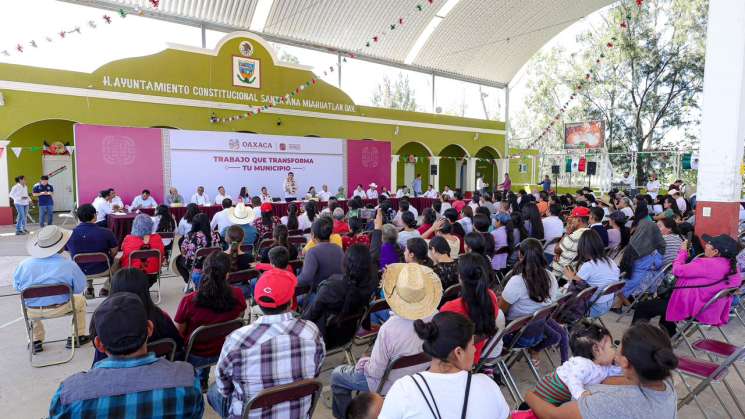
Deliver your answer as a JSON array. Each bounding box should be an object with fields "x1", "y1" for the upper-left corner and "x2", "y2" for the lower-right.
[
  {"x1": 515, "y1": 0, "x2": 707, "y2": 185},
  {"x1": 371, "y1": 74, "x2": 418, "y2": 111}
]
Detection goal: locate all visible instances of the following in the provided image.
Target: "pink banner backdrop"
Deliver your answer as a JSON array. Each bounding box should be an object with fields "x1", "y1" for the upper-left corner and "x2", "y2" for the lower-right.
[
  {"x1": 346, "y1": 139, "x2": 391, "y2": 194},
  {"x1": 74, "y1": 124, "x2": 164, "y2": 205}
]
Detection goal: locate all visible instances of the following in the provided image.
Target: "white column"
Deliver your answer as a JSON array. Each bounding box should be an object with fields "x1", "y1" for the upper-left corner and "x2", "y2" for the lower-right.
[
  {"x1": 466, "y1": 157, "x2": 478, "y2": 193},
  {"x1": 429, "y1": 156, "x2": 441, "y2": 192},
  {"x1": 390, "y1": 154, "x2": 400, "y2": 193},
  {"x1": 695, "y1": 0, "x2": 745, "y2": 237},
  {"x1": 0, "y1": 140, "x2": 12, "y2": 225}
]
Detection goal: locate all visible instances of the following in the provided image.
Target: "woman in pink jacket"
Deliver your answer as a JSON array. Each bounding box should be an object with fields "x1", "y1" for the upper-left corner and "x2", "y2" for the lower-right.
[{"x1": 633, "y1": 234, "x2": 741, "y2": 336}]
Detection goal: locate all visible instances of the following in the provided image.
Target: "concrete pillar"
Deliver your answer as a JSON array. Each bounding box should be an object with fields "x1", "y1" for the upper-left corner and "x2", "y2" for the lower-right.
[
  {"x1": 430, "y1": 156, "x2": 441, "y2": 192},
  {"x1": 695, "y1": 1, "x2": 745, "y2": 238},
  {"x1": 0, "y1": 140, "x2": 12, "y2": 224},
  {"x1": 466, "y1": 157, "x2": 478, "y2": 193},
  {"x1": 390, "y1": 154, "x2": 400, "y2": 193}
]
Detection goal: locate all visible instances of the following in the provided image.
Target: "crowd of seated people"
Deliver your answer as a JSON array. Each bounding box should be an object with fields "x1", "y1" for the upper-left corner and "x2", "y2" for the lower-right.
[{"x1": 11, "y1": 177, "x2": 742, "y2": 418}]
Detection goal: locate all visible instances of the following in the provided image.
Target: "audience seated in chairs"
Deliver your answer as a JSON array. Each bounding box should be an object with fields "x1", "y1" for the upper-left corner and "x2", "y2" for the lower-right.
[
  {"x1": 463, "y1": 232, "x2": 490, "y2": 267},
  {"x1": 617, "y1": 203, "x2": 665, "y2": 307},
  {"x1": 331, "y1": 262, "x2": 441, "y2": 418},
  {"x1": 120, "y1": 214, "x2": 165, "y2": 287},
  {"x1": 66, "y1": 203, "x2": 118, "y2": 299},
  {"x1": 379, "y1": 312, "x2": 511, "y2": 418},
  {"x1": 370, "y1": 209, "x2": 403, "y2": 270},
  {"x1": 562, "y1": 229, "x2": 621, "y2": 318},
  {"x1": 89, "y1": 268, "x2": 184, "y2": 364},
  {"x1": 658, "y1": 217, "x2": 684, "y2": 266},
  {"x1": 297, "y1": 216, "x2": 344, "y2": 292},
  {"x1": 342, "y1": 217, "x2": 370, "y2": 250},
  {"x1": 491, "y1": 213, "x2": 514, "y2": 271},
  {"x1": 14, "y1": 225, "x2": 91, "y2": 353},
  {"x1": 396, "y1": 211, "x2": 421, "y2": 248},
  {"x1": 280, "y1": 202, "x2": 300, "y2": 230},
  {"x1": 176, "y1": 203, "x2": 200, "y2": 237},
  {"x1": 174, "y1": 252, "x2": 247, "y2": 389},
  {"x1": 429, "y1": 236, "x2": 459, "y2": 289},
  {"x1": 252, "y1": 202, "x2": 280, "y2": 240},
  {"x1": 551, "y1": 206, "x2": 591, "y2": 282},
  {"x1": 525, "y1": 323, "x2": 678, "y2": 418},
  {"x1": 417, "y1": 207, "x2": 437, "y2": 235},
  {"x1": 259, "y1": 224, "x2": 298, "y2": 263},
  {"x1": 209, "y1": 269, "x2": 324, "y2": 419},
  {"x1": 226, "y1": 202, "x2": 258, "y2": 245},
  {"x1": 176, "y1": 213, "x2": 222, "y2": 289},
  {"x1": 210, "y1": 198, "x2": 234, "y2": 236},
  {"x1": 500, "y1": 238, "x2": 569, "y2": 363},
  {"x1": 632, "y1": 234, "x2": 741, "y2": 337},
  {"x1": 542, "y1": 204, "x2": 564, "y2": 264},
  {"x1": 440, "y1": 253, "x2": 505, "y2": 365},
  {"x1": 422, "y1": 218, "x2": 461, "y2": 259},
  {"x1": 332, "y1": 207, "x2": 350, "y2": 234},
  {"x1": 303, "y1": 215, "x2": 344, "y2": 252},
  {"x1": 302, "y1": 244, "x2": 377, "y2": 339},
  {"x1": 607, "y1": 211, "x2": 629, "y2": 251},
  {"x1": 49, "y1": 293, "x2": 204, "y2": 418}
]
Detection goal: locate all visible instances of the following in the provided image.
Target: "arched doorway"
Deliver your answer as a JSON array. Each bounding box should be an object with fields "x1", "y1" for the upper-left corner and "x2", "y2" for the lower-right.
[
  {"x1": 438, "y1": 144, "x2": 469, "y2": 192},
  {"x1": 475, "y1": 146, "x2": 501, "y2": 193},
  {"x1": 396, "y1": 142, "x2": 432, "y2": 192}
]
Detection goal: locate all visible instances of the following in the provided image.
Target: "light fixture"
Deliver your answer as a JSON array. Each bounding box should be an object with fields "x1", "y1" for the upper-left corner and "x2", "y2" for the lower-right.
[
  {"x1": 250, "y1": 0, "x2": 275, "y2": 32},
  {"x1": 0, "y1": 92, "x2": 4, "y2": 106},
  {"x1": 394, "y1": 125, "x2": 400, "y2": 136},
  {"x1": 404, "y1": 0, "x2": 461, "y2": 64}
]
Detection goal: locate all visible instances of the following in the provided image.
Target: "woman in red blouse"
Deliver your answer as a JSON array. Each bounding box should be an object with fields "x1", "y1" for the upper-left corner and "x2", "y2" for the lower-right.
[
  {"x1": 120, "y1": 214, "x2": 165, "y2": 287},
  {"x1": 342, "y1": 216, "x2": 370, "y2": 250},
  {"x1": 417, "y1": 208, "x2": 437, "y2": 235}
]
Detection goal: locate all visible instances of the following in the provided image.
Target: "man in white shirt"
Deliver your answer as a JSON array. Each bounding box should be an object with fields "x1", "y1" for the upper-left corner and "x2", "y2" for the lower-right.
[
  {"x1": 214, "y1": 185, "x2": 231, "y2": 205},
  {"x1": 672, "y1": 190, "x2": 687, "y2": 214},
  {"x1": 283, "y1": 172, "x2": 298, "y2": 202},
  {"x1": 191, "y1": 186, "x2": 211, "y2": 206},
  {"x1": 395, "y1": 186, "x2": 408, "y2": 198},
  {"x1": 646, "y1": 174, "x2": 660, "y2": 199},
  {"x1": 318, "y1": 184, "x2": 332, "y2": 202},
  {"x1": 352, "y1": 184, "x2": 366, "y2": 199},
  {"x1": 366, "y1": 183, "x2": 379, "y2": 199},
  {"x1": 622, "y1": 171, "x2": 635, "y2": 189},
  {"x1": 442, "y1": 185, "x2": 455, "y2": 199},
  {"x1": 92, "y1": 190, "x2": 114, "y2": 226},
  {"x1": 9, "y1": 175, "x2": 31, "y2": 234},
  {"x1": 423, "y1": 185, "x2": 438, "y2": 199},
  {"x1": 210, "y1": 198, "x2": 234, "y2": 236},
  {"x1": 542, "y1": 204, "x2": 565, "y2": 261},
  {"x1": 129, "y1": 189, "x2": 157, "y2": 210},
  {"x1": 476, "y1": 175, "x2": 488, "y2": 194},
  {"x1": 109, "y1": 188, "x2": 124, "y2": 211},
  {"x1": 259, "y1": 187, "x2": 273, "y2": 203}
]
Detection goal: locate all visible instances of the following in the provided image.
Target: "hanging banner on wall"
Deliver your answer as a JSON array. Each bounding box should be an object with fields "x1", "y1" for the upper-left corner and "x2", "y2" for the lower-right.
[
  {"x1": 347, "y1": 140, "x2": 391, "y2": 193},
  {"x1": 564, "y1": 121, "x2": 605, "y2": 150},
  {"x1": 167, "y1": 130, "x2": 345, "y2": 200}
]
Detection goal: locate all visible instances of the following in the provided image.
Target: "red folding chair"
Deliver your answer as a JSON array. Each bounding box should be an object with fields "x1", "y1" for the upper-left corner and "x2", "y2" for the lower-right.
[
  {"x1": 375, "y1": 353, "x2": 432, "y2": 394},
  {"x1": 130, "y1": 248, "x2": 163, "y2": 304},
  {"x1": 438, "y1": 283, "x2": 462, "y2": 308},
  {"x1": 72, "y1": 252, "x2": 112, "y2": 298},
  {"x1": 506, "y1": 304, "x2": 560, "y2": 383},
  {"x1": 353, "y1": 299, "x2": 390, "y2": 348},
  {"x1": 147, "y1": 338, "x2": 178, "y2": 361},
  {"x1": 256, "y1": 239, "x2": 275, "y2": 256},
  {"x1": 239, "y1": 244, "x2": 254, "y2": 254},
  {"x1": 242, "y1": 379, "x2": 323, "y2": 419},
  {"x1": 677, "y1": 344, "x2": 745, "y2": 418},
  {"x1": 184, "y1": 319, "x2": 245, "y2": 373},
  {"x1": 20, "y1": 284, "x2": 80, "y2": 367},
  {"x1": 671, "y1": 287, "x2": 741, "y2": 355}
]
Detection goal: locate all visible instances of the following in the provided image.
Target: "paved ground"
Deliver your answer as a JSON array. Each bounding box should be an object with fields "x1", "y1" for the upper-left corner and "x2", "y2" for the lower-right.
[{"x1": 0, "y1": 217, "x2": 743, "y2": 418}]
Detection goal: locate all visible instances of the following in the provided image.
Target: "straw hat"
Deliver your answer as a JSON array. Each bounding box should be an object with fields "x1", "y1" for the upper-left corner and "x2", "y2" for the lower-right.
[
  {"x1": 381, "y1": 263, "x2": 442, "y2": 321},
  {"x1": 27, "y1": 225, "x2": 72, "y2": 258},
  {"x1": 228, "y1": 202, "x2": 256, "y2": 225}
]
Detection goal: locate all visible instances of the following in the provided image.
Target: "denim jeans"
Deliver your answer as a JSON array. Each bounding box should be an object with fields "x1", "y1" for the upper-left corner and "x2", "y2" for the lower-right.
[
  {"x1": 14, "y1": 204, "x2": 28, "y2": 232},
  {"x1": 544, "y1": 252, "x2": 554, "y2": 265},
  {"x1": 207, "y1": 384, "x2": 231, "y2": 418},
  {"x1": 188, "y1": 353, "x2": 218, "y2": 384},
  {"x1": 39, "y1": 205, "x2": 53, "y2": 227},
  {"x1": 331, "y1": 365, "x2": 370, "y2": 419}
]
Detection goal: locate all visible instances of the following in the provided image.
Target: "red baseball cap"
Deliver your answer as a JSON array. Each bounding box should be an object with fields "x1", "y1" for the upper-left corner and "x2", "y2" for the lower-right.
[
  {"x1": 260, "y1": 202, "x2": 273, "y2": 213},
  {"x1": 570, "y1": 206, "x2": 591, "y2": 218},
  {"x1": 254, "y1": 269, "x2": 296, "y2": 308}
]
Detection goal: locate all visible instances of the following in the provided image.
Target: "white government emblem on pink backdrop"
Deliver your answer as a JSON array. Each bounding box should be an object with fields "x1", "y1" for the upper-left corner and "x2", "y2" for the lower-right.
[
  {"x1": 360, "y1": 146, "x2": 379, "y2": 168},
  {"x1": 102, "y1": 135, "x2": 136, "y2": 166}
]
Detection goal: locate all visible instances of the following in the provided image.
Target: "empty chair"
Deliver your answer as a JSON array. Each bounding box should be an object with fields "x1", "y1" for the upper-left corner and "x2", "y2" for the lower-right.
[{"x1": 677, "y1": 344, "x2": 745, "y2": 418}]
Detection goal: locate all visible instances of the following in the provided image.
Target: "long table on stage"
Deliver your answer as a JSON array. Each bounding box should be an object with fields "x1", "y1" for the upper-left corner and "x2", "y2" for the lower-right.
[{"x1": 107, "y1": 197, "x2": 435, "y2": 244}]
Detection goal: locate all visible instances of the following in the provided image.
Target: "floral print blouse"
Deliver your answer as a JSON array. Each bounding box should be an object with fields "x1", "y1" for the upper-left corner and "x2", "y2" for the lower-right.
[
  {"x1": 253, "y1": 217, "x2": 280, "y2": 241},
  {"x1": 180, "y1": 230, "x2": 221, "y2": 270}
]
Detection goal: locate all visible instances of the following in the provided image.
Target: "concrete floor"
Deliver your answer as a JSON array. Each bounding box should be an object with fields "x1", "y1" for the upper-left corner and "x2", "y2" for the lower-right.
[{"x1": 0, "y1": 217, "x2": 743, "y2": 418}]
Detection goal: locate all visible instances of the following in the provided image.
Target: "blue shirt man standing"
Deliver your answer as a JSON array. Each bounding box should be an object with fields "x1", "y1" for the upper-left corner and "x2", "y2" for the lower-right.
[
  {"x1": 411, "y1": 174, "x2": 423, "y2": 197},
  {"x1": 33, "y1": 175, "x2": 54, "y2": 227},
  {"x1": 539, "y1": 175, "x2": 552, "y2": 192}
]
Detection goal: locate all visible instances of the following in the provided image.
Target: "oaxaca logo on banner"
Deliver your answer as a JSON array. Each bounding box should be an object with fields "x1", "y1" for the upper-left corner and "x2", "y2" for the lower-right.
[{"x1": 233, "y1": 56, "x2": 261, "y2": 89}]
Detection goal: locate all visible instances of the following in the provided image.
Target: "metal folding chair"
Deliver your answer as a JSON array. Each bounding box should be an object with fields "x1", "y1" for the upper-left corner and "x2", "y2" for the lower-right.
[
  {"x1": 147, "y1": 338, "x2": 178, "y2": 361},
  {"x1": 288, "y1": 236, "x2": 308, "y2": 253},
  {"x1": 256, "y1": 239, "x2": 275, "y2": 256},
  {"x1": 184, "y1": 319, "x2": 245, "y2": 375},
  {"x1": 189, "y1": 246, "x2": 222, "y2": 290},
  {"x1": 506, "y1": 304, "x2": 560, "y2": 383},
  {"x1": 242, "y1": 379, "x2": 323, "y2": 419},
  {"x1": 677, "y1": 344, "x2": 745, "y2": 418},
  {"x1": 438, "y1": 283, "x2": 462, "y2": 308},
  {"x1": 323, "y1": 309, "x2": 368, "y2": 366},
  {"x1": 59, "y1": 203, "x2": 78, "y2": 226},
  {"x1": 227, "y1": 269, "x2": 260, "y2": 286},
  {"x1": 20, "y1": 284, "x2": 80, "y2": 368},
  {"x1": 475, "y1": 314, "x2": 533, "y2": 403},
  {"x1": 130, "y1": 248, "x2": 163, "y2": 304},
  {"x1": 72, "y1": 252, "x2": 113, "y2": 298},
  {"x1": 353, "y1": 298, "x2": 390, "y2": 348},
  {"x1": 670, "y1": 287, "x2": 741, "y2": 355},
  {"x1": 587, "y1": 280, "x2": 626, "y2": 328},
  {"x1": 375, "y1": 353, "x2": 432, "y2": 394},
  {"x1": 239, "y1": 244, "x2": 254, "y2": 254}
]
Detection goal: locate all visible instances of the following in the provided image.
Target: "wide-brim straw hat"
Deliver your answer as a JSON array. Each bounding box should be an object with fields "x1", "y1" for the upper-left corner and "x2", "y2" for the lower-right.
[
  {"x1": 27, "y1": 225, "x2": 72, "y2": 258},
  {"x1": 228, "y1": 202, "x2": 256, "y2": 225},
  {"x1": 381, "y1": 263, "x2": 443, "y2": 321}
]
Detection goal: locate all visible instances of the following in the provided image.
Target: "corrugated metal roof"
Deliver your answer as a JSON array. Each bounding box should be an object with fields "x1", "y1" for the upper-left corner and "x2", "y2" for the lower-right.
[{"x1": 58, "y1": 0, "x2": 616, "y2": 85}]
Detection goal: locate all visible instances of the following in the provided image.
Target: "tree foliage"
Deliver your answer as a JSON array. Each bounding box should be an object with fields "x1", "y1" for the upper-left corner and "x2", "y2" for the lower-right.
[
  {"x1": 371, "y1": 74, "x2": 418, "y2": 111},
  {"x1": 515, "y1": 0, "x2": 707, "y2": 184}
]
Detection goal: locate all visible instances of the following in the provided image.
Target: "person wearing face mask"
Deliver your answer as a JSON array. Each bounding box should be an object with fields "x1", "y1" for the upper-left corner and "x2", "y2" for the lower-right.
[{"x1": 379, "y1": 312, "x2": 510, "y2": 419}]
